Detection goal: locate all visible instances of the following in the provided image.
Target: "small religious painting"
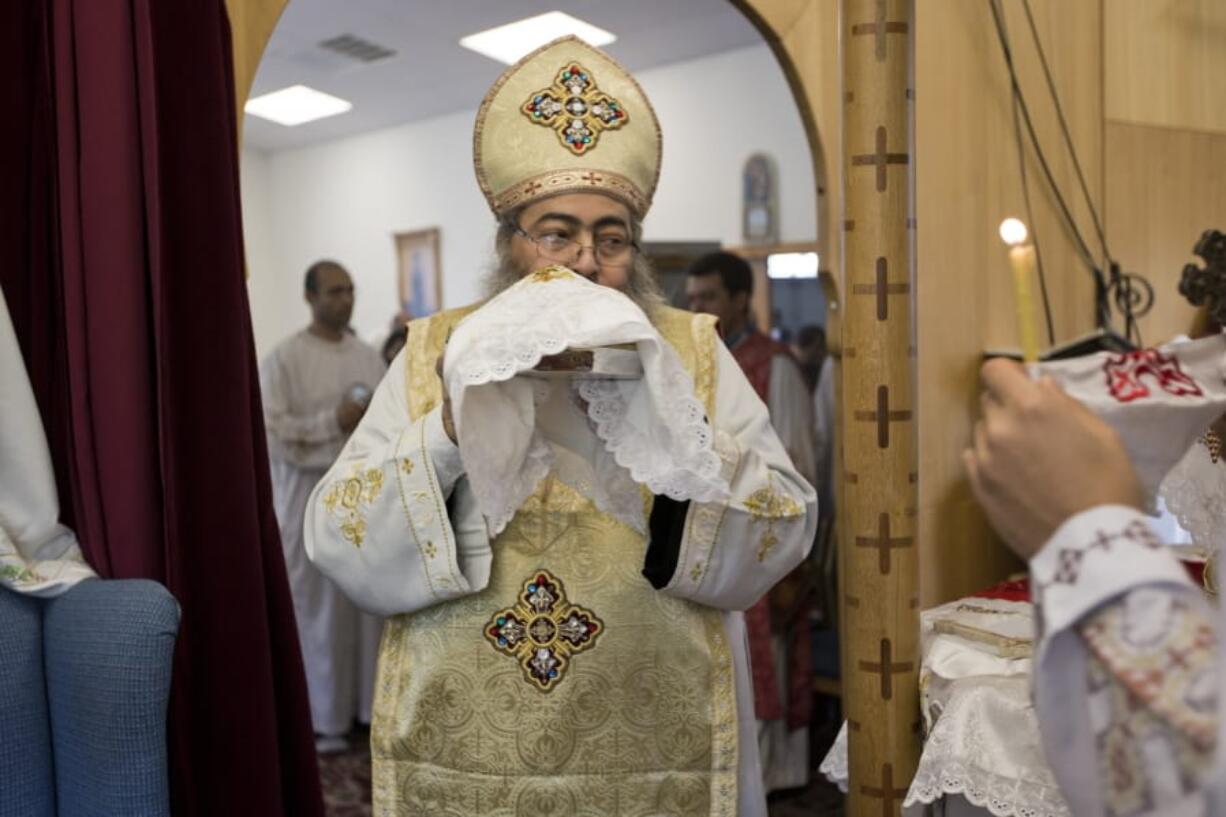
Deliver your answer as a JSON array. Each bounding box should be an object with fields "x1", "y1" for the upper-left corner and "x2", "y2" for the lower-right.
[
  {"x1": 394, "y1": 228, "x2": 442, "y2": 319},
  {"x1": 742, "y1": 153, "x2": 778, "y2": 245}
]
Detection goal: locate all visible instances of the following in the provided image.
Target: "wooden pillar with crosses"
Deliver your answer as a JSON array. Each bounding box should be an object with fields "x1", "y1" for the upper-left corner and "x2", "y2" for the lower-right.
[{"x1": 840, "y1": 0, "x2": 920, "y2": 814}]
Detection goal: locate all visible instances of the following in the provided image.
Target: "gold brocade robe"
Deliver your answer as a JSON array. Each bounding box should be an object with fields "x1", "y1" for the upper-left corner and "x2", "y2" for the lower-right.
[{"x1": 371, "y1": 305, "x2": 739, "y2": 817}]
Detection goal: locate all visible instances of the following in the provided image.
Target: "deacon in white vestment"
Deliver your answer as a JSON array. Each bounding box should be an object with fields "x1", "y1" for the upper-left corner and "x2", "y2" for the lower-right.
[
  {"x1": 965, "y1": 345, "x2": 1226, "y2": 817},
  {"x1": 0, "y1": 284, "x2": 96, "y2": 597},
  {"x1": 261, "y1": 260, "x2": 386, "y2": 744},
  {"x1": 304, "y1": 37, "x2": 817, "y2": 817}
]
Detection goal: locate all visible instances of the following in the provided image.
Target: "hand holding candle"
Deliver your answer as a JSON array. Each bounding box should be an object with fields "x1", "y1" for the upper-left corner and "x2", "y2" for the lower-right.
[{"x1": 999, "y1": 218, "x2": 1041, "y2": 365}]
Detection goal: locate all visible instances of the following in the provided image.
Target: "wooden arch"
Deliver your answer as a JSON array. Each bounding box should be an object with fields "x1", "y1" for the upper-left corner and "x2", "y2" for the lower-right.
[{"x1": 225, "y1": 2, "x2": 955, "y2": 813}]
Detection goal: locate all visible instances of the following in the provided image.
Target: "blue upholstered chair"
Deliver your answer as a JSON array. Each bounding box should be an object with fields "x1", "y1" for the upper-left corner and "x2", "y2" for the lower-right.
[{"x1": 0, "y1": 579, "x2": 180, "y2": 817}]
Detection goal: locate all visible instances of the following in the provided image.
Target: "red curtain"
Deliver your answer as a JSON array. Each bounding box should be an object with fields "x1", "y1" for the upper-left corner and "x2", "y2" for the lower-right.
[{"x1": 1, "y1": 2, "x2": 324, "y2": 814}]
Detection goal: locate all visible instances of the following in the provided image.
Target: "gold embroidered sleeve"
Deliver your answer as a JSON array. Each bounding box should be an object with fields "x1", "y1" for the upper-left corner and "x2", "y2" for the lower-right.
[
  {"x1": 305, "y1": 328, "x2": 490, "y2": 616},
  {"x1": 660, "y1": 341, "x2": 817, "y2": 611},
  {"x1": 320, "y1": 465, "x2": 386, "y2": 548}
]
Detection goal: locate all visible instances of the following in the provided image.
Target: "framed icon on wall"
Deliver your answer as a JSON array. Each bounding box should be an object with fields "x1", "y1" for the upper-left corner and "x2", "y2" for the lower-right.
[
  {"x1": 742, "y1": 153, "x2": 778, "y2": 245},
  {"x1": 394, "y1": 227, "x2": 442, "y2": 319}
]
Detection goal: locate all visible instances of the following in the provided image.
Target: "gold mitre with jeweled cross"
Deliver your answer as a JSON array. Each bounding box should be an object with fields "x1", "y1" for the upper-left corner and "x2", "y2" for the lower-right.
[{"x1": 473, "y1": 36, "x2": 662, "y2": 218}]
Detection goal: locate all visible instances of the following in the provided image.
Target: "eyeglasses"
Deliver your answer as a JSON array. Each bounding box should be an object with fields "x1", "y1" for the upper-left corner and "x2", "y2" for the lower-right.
[{"x1": 512, "y1": 224, "x2": 638, "y2": 268}]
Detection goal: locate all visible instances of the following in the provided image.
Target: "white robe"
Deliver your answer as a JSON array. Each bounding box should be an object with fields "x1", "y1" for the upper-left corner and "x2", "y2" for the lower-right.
[
  {"x1": 758, "y1": 353, "x2": 818, "y2": 793},
  {"x1": 304, "y1": 338, "x2": 818, "y2": 817},
  {"x1": 260, "y1": 328, "x2": 386, "y2": 736},
  {"x1": 812, "y1": 356, "x2": 836, "y2": 512},
  {"x1": 766, "y1": 355, "x2": 818, "y2": 489},
  {"x1": 0, "y1": 284, "x2": 95, "y2": 596}
]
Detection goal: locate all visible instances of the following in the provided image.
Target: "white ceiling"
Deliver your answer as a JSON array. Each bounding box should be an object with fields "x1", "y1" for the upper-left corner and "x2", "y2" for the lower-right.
[{"x1": 243, "y1": 0, "x2": 765, "y2": 152}]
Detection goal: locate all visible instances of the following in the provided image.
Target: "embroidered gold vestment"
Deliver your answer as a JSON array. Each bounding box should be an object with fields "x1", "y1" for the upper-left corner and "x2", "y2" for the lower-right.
[{"x1": 370, "y1": 305, "x2": 739, "y2": 816}]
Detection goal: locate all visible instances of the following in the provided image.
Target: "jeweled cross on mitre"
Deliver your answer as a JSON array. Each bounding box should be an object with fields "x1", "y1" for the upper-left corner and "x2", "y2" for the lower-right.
[{"x1": 522, "y1": 62, "x2": 628, "y2": 155}]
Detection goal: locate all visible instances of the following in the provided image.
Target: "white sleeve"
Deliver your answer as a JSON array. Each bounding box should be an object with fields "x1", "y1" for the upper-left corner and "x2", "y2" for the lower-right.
[
  {"x1": 1029, "y1": 504, "x2": 1210, "y2": 816},
  {"x1": 655, "y1": 343, "x2": 818, "y2": 611},
  {"x1": 304, "y1": 348, "x2": 490, "y2": 616},
  {"x1": 767, "y1": 354, "x2": 818, "y2": 488},
  {"x1": 0, "y1": 286, "x2": 96, "y2": 596}
]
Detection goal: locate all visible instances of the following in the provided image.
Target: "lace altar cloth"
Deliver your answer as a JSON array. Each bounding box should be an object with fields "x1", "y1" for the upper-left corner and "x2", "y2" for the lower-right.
[
  {"x1": 443, "y1": 266, "x2": 730, "y2": 536},
  {"x1": 819, "y1": 596, "x2": 1071, "y2": 816}
]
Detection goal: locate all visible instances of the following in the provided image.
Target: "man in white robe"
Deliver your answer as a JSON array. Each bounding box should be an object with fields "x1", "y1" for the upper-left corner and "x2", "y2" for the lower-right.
[
  {"x1": 966, "y1": 356, "x2": 1224, "y2": 816},
  {"x1": 260, "y1": 260, "x2": 385, "y2": 751},
  {"x1": 304, "y1": 37, "x2": 816, "y2": 816}
]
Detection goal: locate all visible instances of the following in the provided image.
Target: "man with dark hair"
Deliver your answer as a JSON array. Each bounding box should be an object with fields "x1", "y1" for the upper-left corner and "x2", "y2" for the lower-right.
[
  {"x1": 260, "y1": 259, "x2": 385, "y2": 753},
  {"x1": 685, "y1": 251, "x2": 816, "y2": 483},
  {"x1": 792, "y1": 324, "x2": 827, "y2": 394},
  {"x1": 686, "y1": 250, "x2": 818, "y2": 793}
]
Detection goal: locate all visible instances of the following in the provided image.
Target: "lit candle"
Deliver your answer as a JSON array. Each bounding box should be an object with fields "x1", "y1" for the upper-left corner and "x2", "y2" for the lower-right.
[{"x1": 999, "y1": 218, "x2": 1041, "y2": 365}]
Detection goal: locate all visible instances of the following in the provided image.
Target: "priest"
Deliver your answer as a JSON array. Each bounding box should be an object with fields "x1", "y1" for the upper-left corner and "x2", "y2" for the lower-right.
[
  {"x1": 966, "y1": 355, "x2": 1225, "y2": 816},
  {"x1": 304, "y1": 37, "x2": 816, "y2": 817}
]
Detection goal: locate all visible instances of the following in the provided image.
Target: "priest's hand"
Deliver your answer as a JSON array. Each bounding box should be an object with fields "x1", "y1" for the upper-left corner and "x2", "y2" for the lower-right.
[
  {"x1": 335, "y1": 397, "x2": 366, "y2": 434},
  {"x1": 963, "y1": 358, "x2": 1143, "y2": 560}
]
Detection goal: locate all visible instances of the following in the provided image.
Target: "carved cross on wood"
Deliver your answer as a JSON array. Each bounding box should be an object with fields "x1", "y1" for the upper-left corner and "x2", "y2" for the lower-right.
[
  {"x1": 851, "y1": 125, "x2": 909, "y2": 192},
  {"x1": 854, "y1": 385, "x2": 912, "y2": 449},
  {"x1": 852, "y1": 257, "x2": 910, "y2": 320},
  {"x1": 851, "y1": 0, "x2": 910, "y2": 62},
  {"x1": 861, "y1": 762, "x2": 909, "y2": 817},
  {"x1": 858, "y1": 638, "x2": 913, "y2": 700},
  {"x1": 855, "y1": 512, "x2": 914, "y2": 574}
]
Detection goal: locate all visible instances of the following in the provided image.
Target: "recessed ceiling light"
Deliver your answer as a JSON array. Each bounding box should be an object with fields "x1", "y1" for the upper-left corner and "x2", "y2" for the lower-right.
[
  {"x1": 244, "y1": 85, "x2": 353, "y2": 127},
  {"x1": 460, "y1": 11, "x2": 616, "y2": 65}
]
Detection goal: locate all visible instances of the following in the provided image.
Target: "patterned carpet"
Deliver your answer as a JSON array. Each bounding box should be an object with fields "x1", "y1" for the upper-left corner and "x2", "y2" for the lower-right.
[
  {"x1": 768, "y1": 779, "x2": 845, "y2": 817},
  {"x1": 317, "y1": 727, "x2": 844, "y2": 817},
  {"x1": 318, "y1": 729, "x2": 371, "y2": 817}
]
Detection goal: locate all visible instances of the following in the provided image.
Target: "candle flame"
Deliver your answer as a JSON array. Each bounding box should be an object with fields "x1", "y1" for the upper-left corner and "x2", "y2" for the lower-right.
[{"x1": 999, "y1": 218, "x2": 1029, "y2": 246}]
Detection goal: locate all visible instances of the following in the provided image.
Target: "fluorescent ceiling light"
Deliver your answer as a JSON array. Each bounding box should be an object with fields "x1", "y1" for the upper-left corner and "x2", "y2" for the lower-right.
[
  {"x1": 460, "y1": 12, "x2": 616, "y2": 65},
  {"x1": 244, "y1": 85, "x2": 353, "y2": 127},
  {"x1": 767, "y1": 253, "x2": 820, "y2": 280}
]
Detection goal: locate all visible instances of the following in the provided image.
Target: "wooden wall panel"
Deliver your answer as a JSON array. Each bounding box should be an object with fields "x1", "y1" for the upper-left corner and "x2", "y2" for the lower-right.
[
  {"x1": 731, "y1": 0, "x2": 842, "y2": 280},
  {"x1": 224, "y1": 0, "x2": 289, "y2": 117},
  {"x1": 1105, "y1": 0, "x2": 1226, "y2": 136},
  {"x1": 915, "y1": 0, "x2": 1103, "y2": 605},
  {"x1": 1105, "y1": 121, "x2": 1226, "y2": 342}
]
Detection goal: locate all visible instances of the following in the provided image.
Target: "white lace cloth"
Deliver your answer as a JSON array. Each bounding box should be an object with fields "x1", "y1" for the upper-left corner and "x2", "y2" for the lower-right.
[
  {"x1": 444, "y1": 267, "x2": 729, "y2": 535},
  {"x1": 819, "y1": 598, "x2": 1071, "y2": 817},
  {"x1": 1160, "y1": 439, "x2": 1226, "y2": 558}
]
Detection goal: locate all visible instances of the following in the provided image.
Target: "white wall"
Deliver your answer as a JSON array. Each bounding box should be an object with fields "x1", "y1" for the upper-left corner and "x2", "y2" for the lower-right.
[{"x1": 242, "y1": 44, "x2": 817, "y2": 356}]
